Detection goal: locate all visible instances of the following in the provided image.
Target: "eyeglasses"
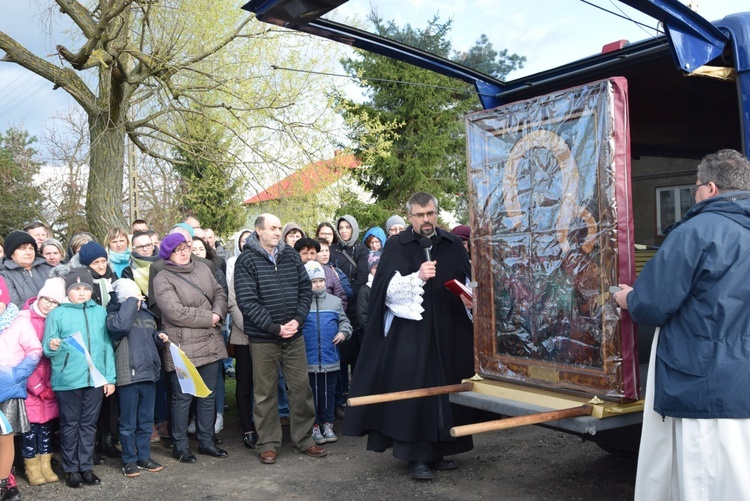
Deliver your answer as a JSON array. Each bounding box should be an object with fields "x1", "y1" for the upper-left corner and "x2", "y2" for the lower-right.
[
  {"x1": 39, "y1": 297, "x2": 60, "y2": 307},
  {"x1": 318, "y1": 231, "x2": 333, "y2": 236},
  {"x1": 690, "y1": 182, "x2": 711, "y2": 196},
  {"x1": 173, "y1": 244, "x2": 192, "y2": 254},
  {"x1": 134, "y1": 243, "x2": 154, "y2": 252},
  {"x1": 410, "y1": 211, "x2": 437, "y2": 219}
]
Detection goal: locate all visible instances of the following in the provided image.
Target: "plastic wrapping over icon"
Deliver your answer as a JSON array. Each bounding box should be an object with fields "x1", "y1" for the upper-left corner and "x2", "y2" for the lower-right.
[{"x1": 466, "y1": 78, "x2": 639, "y2": 401}]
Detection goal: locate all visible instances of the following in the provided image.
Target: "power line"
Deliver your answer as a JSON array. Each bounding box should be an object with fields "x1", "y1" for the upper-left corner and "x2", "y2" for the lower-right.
[{"x1": 579, "y1": 0, "x2": 664, "y2": 35}]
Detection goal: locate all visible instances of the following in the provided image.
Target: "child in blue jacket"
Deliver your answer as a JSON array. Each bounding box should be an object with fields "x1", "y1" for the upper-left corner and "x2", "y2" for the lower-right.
[{"x1": 302, "y1": 261, "x2": 351, "y2": 445}]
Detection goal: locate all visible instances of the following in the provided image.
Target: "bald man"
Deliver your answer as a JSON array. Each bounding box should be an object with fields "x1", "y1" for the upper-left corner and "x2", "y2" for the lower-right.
[{"x1": 234, "y1": 214, "x2": 327, "y2": 464}]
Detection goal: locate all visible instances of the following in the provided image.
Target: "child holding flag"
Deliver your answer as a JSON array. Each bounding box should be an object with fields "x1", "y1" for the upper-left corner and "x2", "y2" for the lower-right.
[{"x1": 43, "y1": 268, "x2": 116, "y2": 489}]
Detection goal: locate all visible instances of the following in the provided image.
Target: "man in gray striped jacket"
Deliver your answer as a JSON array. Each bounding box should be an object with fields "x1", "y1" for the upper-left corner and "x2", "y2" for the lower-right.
[{"x1": 234, "y1": 213, "x2": 328, "y2": 465}]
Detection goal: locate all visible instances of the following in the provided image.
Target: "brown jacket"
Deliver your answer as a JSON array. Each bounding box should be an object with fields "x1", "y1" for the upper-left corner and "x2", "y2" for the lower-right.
[{"x1": 154, "y1": 260, "x2": 228, "y2": 371}]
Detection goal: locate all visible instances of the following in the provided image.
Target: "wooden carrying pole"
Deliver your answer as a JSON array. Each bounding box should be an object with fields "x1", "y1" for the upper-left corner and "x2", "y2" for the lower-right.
[
  {"x1": 450, "y1": 404, "x2": 593, "y2": 437},
  {"x1": 347, "y1": 382, "x2": 473, "y2": 407}
]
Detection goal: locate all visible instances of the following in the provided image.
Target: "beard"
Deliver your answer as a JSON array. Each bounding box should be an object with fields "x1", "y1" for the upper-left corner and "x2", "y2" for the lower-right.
[{"x1": 416, "y1": 222, "x2": 435, "y2": 237}]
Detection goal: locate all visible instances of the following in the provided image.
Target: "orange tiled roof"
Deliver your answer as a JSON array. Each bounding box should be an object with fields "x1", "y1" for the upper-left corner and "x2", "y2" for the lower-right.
[{"x1": 244, "y1": 154, "x2": 359, "y2": 205}]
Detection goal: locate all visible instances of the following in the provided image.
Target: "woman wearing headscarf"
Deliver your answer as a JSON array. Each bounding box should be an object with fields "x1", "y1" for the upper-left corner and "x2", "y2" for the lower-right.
[{"x1": 154, "y1": 233, "x2": 228, "y2": 463}]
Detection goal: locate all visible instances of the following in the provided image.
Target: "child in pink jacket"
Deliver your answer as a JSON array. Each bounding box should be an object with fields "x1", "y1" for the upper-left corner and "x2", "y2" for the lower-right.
[
  {"x1": 19, "y1": 277, "x2": 66, "y2": 486},
  {"x1": 0, "y1": 276, "x2": 43, "y2": 501}
]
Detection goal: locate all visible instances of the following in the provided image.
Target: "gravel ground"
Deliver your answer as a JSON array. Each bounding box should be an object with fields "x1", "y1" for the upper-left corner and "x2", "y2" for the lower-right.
[{"x1": 20, "y1": 412, "x2": 637, "y2": 501}]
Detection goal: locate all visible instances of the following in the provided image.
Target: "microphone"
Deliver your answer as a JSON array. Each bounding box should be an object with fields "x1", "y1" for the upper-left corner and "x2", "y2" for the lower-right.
[{"x1": 419, "y1": 237, "x2": 432, "y2": 262}]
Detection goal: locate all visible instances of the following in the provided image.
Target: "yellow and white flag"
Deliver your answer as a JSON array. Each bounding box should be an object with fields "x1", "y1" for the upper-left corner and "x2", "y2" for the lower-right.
[{"x1": 169, "y1": 344, "x2": 211, "y2": 398}]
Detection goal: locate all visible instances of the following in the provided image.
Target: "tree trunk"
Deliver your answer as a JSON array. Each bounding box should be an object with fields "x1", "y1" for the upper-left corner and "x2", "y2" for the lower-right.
[{"x1": 86, "y1": 112, "x2": 127, "y2": 240}]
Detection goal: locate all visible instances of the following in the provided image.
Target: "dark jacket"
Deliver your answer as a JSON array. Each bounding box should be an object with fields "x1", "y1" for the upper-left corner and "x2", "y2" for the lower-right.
[
  {"x1": 106, "y1": 296, "x2": 163, "y2": 386},
  {"x1": 0, "y1": 257, "x2": 52, "y2": 306},
  {"x1": 330, "y1": 215, "x2": 369, "y2": 302},
  {"x1": 343, "y1": 226, "x2": 475, "y2": 452},
  {"x1": 234, "y1": 232, "x2": 312, "y2": 343},
  {"x1": 153, "y1": 260, "x2": 227, "y2": 371},
  {"x1": 628, "y1": 191, "x2": 750, "y2": 418}
]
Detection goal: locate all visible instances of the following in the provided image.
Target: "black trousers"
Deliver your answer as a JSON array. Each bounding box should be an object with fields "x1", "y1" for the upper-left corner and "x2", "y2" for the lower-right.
[
  {"x1": 234, "y1": 344, "x2": 255, "y2": 434},
  {"x1": 57, "y1": 387, "x2": 103, "y2": 473},
  {"x1": 169, "y1": 360, "x2": 219, "y2": 451}
]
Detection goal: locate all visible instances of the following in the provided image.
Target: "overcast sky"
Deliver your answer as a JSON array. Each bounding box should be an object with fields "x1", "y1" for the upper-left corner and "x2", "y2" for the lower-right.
[{"x1": 1, "y1": 1, "x2": 747, "y2": 140}]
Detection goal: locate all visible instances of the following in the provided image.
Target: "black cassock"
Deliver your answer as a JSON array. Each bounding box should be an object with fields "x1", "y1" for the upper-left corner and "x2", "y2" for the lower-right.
[{"x1": 342, "y1": 226, "x2": 475, "y2": 462}]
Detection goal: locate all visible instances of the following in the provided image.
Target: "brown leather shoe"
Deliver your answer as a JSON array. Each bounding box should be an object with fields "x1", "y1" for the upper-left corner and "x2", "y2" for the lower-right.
[
  {"x1": 304, "y1": 445, "x2": 328, "y2": 458},
  {"x1": 258, "y1": 450, "x2": 277, "y2": 464}
]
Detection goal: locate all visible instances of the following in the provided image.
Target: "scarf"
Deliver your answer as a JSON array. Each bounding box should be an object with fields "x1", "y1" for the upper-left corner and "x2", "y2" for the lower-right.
[
  {"x1": 108, "y1": 248, "x2": 132, "y2": 278},
  {"x1": 130, "y1": 253, "x2": 160, "y2": 295},
  {"x1": 0, "y1": 303, "x2": 20, "y2": 332},
  {"x1": 89, "y1": 265, "x2": 114, "y2": 307},
  {"x1": 31, "y1": 301, "x2": 47, "y2": 318}
]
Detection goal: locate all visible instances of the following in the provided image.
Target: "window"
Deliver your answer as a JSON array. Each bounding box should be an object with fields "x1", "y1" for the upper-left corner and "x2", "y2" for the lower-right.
[{"x1": 656, "y1": 185, "x2": 694, "y2": 235}]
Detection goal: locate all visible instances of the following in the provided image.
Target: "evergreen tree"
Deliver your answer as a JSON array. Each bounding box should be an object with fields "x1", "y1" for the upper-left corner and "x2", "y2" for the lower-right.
[
  {"x1": 173, "y1": 115, "x2": 246, "y2": 236},
  {"x1": 0, "y1": 127, "x2": 44, "y2": 237},
  {"x1": 338, "y1": 13, "x2": 525, "y2": 216}
]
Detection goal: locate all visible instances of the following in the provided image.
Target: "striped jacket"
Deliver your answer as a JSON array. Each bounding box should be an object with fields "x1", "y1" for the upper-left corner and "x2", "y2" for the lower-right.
[{"x1": 234, "y1": 232, "x2": 312, "y2": 343}]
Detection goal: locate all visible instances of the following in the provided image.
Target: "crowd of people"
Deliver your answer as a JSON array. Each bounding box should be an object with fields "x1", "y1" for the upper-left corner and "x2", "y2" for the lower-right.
[{"x1": 0, "y1": 200, "x2": 475, "y2": 500}]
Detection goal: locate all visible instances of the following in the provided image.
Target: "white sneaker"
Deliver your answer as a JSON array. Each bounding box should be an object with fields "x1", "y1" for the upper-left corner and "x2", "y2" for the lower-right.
[
  {"x1": 322, "y1": 422, "x2": 337, "y2": 443},
  {"x1": 214, "y1": 413, "x2": 224, "y2": 434},
  {"x1": 187, "y1": 418, "x2": 196, "y2": 435},
  {"x1": 311, "y1": 424, "x2": 326, "y2": 445}
]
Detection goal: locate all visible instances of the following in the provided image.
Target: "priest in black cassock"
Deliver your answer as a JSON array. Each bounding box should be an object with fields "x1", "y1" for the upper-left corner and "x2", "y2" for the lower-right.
[{"x1": 342, "y1": 192, "x2": 475, "y2": 481}]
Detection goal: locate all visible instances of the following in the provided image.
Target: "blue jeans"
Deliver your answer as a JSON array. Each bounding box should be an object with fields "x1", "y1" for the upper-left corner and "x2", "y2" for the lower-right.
[
  {"x1": 223, "y1": 317, "x2": 234, "y2": 372},
  {"x1": 118, "y1": 382, "x2": 157, "y2": 463},
  {"x1": 309, "y1": 371, "x2": 338, "y2": 425}
]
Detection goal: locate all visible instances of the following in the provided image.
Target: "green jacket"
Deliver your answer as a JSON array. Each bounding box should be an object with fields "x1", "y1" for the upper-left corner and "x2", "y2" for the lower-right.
[{"x1": 43, "y1": 299, "x2": 116, "y2": 391}]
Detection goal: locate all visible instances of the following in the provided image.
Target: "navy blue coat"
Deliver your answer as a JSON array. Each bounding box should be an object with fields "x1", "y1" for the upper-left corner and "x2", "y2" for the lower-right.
[{"x1": 628, "y1": 191, "x2": 750, "y2": 418}]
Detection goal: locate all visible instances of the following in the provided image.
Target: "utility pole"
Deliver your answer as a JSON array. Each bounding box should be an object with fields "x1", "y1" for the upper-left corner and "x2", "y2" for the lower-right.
[{"x1": 128, "y1": 138, "x2": 138, "y2": 223}]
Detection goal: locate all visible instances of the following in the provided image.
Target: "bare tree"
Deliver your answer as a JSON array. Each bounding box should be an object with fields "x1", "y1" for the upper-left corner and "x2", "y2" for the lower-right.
[{"x1": 1, "y1": 1, "x2": 348, "y2": 239}]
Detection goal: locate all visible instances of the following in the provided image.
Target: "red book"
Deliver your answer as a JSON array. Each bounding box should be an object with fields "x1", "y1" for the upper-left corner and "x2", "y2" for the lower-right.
[{"x1": 444, "y1": 279, "x2": 473, "y2": 302}]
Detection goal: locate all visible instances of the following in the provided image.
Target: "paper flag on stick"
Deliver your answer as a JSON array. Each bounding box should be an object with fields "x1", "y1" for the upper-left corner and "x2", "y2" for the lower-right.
[
  {"x1": 169, "y1": 343, "x2": 211, "y2": 398},
  {"x1": 65, "y1": 332, "x2": 108, "y2": 388}
]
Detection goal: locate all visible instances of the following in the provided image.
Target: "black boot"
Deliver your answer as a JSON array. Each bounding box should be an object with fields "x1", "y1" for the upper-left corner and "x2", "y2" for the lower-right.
[
  {"x1": 0, "y1": 477, "x2": 21, "y2": 501},
  {"x1": 101, "y1": 433, "x2": 121, "y2": 458}
]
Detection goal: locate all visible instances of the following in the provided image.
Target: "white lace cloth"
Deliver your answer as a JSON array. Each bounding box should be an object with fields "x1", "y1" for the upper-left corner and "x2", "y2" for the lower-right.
[{"x1": 385, "y1": 271, "x2": 425, "y2": 321}]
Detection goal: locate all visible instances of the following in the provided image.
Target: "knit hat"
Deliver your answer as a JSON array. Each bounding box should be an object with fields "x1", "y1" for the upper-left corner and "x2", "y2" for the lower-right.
[
  {"x1": 4, "y1": 230, "x2": 37, "y2": 257},
  {"x1": 159, "y1": 233, "x2": 188, "y2": 259},
  {"x1": 37, "y1": 277, "x2": 66, "y2": 304},
  {"x1": 173, "y1": 222, "x2": 195, "y2": 238},
  {"x1": 78, "y1": 241, "x2": 108, "y2": 266},
  {"x1": 0, "y1": 276, "x2": 10, "y2": 306},
  {"x1": 112, "y1": 278, "x2": 143, "y2": 303},
  {"x1": 385, "y1": 215, "x2": 406, "y2": 234},
  {"x1": 367, "y1": 251, "x2": 381, "y2": 272},
  {"x1": 452, "y1": 224, "x2": 471, "y2": 242},
  {"x1": 305, "y1": 261, "x2": 326, "y2": 283},
  {"x1": 64, "y1": 267, "x2": 94, "y2": 292}
]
